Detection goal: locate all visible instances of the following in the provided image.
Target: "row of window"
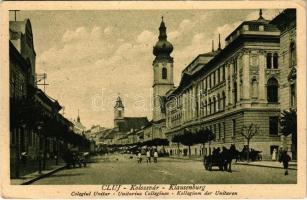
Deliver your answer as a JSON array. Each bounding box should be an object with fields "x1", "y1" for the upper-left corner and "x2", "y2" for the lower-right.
[
  {"x1": 232, "y1": 117, "x2": 279, "y2": 137},
  {"x1": 207, "y1": 122, "x2": 226, "y2": 141},
  {"x1": 266, "y1": 41, "x2": 296, "y2": 69},
  {"x1": 199, "y1": 66, "x2": 226, "y2": 91},
  {"x1": 168, "y1": 114, "x2": 279, "y2": 140},
  {"x1": 168, "y1": 77, "x2": 279, "y2": 124},
  {"x1": 200, "y1": 92, "x2": 226, "y2": 116},
  {"x1": 266, "y1": 53, "x2": 279, "y2": 69},
  {"x1": 10, "y1": 71, "x2": 26, "y2": 98},
  {"x1": 167, "y1": 77, "x2": 279, "y2": 125}
]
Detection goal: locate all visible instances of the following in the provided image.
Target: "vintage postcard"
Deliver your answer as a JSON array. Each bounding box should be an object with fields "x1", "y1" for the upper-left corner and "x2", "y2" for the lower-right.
[{"x1": 0, "y1": 1, "x2": 306, "y2": 199}]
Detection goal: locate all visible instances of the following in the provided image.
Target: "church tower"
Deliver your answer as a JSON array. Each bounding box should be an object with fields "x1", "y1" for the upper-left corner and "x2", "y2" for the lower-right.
[
  {"x1": 114, "y1": 96, "x2": 124, "y2": 128},
  {"x1": 152, "y1": 17, "x2": 174, "y2": 121}
]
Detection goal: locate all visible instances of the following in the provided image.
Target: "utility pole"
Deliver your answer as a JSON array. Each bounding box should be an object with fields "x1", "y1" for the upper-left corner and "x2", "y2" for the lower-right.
[
  {"x1": 36, "y1": 73, "x2": 49, "y2": 92},
  {"x1": 10, "y1": 10, "x2": 20, "y2": 21}
]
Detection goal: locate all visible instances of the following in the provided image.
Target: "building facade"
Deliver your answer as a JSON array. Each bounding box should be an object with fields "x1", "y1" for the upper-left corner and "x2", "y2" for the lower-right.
[
  {"x1": 9, "y1": 18, "x2": 90, "y2": 178},
  {"x1": 270, "y1": 9, "x2": 297, "y2": 158},
  {"x1": 164, "y1": 10, "x2": 287, "y2": 159}
]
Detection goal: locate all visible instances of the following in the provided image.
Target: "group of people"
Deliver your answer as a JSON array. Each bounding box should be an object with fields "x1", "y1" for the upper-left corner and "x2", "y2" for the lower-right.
[{"x1": 137, "y1": 149, "x2": 159, "y2": 164}]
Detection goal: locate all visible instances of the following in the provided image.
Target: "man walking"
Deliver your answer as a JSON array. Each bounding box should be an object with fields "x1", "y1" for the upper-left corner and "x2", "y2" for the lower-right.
[
  {"x1": 137, "y1": 152, "x2": 142, "y2": 163},
  {"x1": 279, "y1": 150, "x2": 291, "y2": 175}
]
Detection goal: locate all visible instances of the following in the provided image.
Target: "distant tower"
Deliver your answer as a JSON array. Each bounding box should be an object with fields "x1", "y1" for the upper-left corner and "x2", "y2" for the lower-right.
[
  {"x1": 114, "y1": 96, "x2": 125, "y2": 128},
  {"x1": 77, "y1": 109, "x2": 80, "y2": 122},
  {"x1": 152, "y1": 17, "x2": 174, "y2": 121}
]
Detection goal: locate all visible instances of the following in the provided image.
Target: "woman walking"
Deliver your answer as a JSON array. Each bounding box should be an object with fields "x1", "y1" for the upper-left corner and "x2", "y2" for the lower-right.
[
  {"x1": 154, "y1": 150, "x2": 158, "y2": 163},
  {"x1": 146, "y1": 150, "x2": 151, "y2": 163}
]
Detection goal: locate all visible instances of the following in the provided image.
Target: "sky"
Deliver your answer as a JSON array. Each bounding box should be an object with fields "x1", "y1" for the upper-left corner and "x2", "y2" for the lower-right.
[{"x1": 11, "y1": 9, "x2": 281, "y2": 129}]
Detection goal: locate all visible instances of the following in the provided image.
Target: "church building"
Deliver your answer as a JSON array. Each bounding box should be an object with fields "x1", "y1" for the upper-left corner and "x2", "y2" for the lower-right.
[
  {"x1": 142, "y1": 17, "x2": 176, "y2": 144},
  {"x1": 101, "y1": 96, "x2": 150, "y2": 145}
]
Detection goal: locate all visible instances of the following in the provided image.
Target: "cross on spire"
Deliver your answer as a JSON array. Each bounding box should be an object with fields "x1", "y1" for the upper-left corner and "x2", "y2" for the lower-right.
[{"x1": 258, "y1": 9, "x2": 264, "y2": 20}]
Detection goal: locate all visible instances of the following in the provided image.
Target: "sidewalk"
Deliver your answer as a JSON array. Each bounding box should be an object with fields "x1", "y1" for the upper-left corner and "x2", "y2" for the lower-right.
[
  {"x1": 11, "y1": 162, "x2": 66, "y2": 185},
  {"x1": 169, "y1": 156, "x2": 297, "y2": 170},
  {"x1": 235, "y1": 160, "x2": 297, "y2": 170}
]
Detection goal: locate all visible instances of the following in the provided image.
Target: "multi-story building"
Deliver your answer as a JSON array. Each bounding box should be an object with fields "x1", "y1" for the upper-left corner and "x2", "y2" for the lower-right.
[
  {"x1": 9, "y1": 18, "x2": 89, "y2": 178},
  {"x1": 270, "y1": 9, "x2": 297, "y2": 158},
  {"x1": 165, "y1": 10, "x2": 284, "y2": 159}
]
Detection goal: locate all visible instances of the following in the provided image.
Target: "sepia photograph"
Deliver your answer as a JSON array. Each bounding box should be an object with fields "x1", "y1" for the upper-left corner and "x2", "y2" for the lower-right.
[{"x1": 0, "y1": 1, "x2": 306, "y2": 198}]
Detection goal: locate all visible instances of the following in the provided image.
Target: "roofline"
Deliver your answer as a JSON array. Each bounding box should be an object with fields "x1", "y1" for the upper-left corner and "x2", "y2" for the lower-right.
[
  {"x1": 167, "y1": 33, "x2": 280, "y2": 97},
  {"x1": 270, "y1": 9, "x2": 296, "y2": 26},
  {"x1": 9, "y1": 41, "x2": 30, "y2": 73},
  {"x1": 36, "y1": 88, "x2": 62, "y2": 111}
]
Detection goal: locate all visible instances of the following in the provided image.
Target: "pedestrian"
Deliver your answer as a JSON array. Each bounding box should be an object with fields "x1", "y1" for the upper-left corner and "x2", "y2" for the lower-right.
[
  {"x1": 279, "y1": 150, "x2": 291, "y2": 175},
  {"x1": 272, "y1": 148, "x2": 277, "y2": 161},
  {"x1": 154, "y1": 150, "x2": 158, "y2": 163},
  {"x1": 137, "y1": 152, "x2": 142, "y2": 163},
  {"x1": 146, "y1": 150, "x2": 151, "y2": 163}
]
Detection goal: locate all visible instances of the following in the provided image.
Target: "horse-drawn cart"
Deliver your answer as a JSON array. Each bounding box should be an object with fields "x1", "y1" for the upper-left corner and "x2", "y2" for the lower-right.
[
  {"x1": 203, "y1": 145, "x2": 238, "y2": 172},
  {"x1": 204, "y1": 154, "x2": 224, "y2": 171}
]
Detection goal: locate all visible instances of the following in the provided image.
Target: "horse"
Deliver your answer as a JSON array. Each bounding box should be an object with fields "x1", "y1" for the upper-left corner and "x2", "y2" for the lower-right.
[{"x1": 220, "y1": 144, "x2": 238, "y2": 172}]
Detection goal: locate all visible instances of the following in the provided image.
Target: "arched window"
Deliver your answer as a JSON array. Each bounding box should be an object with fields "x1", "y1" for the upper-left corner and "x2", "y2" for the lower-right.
[
  {"x1": 204, "y1": 100, "x2": 207, "y2": 116},
  {"x1": 233, "y1": 60, "x2": 237, "y2": 74},
  {"x1": 208, "y1": 76, "x2": 211, "y2": 89},
  {"x1": 267, "y1": 53, "x2": 272, "y2": 69},
  {"x1": 162, "y1": 67, "x2": 167, "y2": 79},
  {"x1": 213, "y1": 97, "x2": 216, "y2": 113},
  {"x1": 290, "y1": 83, "x2": 296, "y2": 107},
  {"x1": 217, "y1": 93, "x2": 221, "y2": 111},
  {"x1": 208, "y1": 98, "x2": 212, "y2": 114},
  {"x1": 222, "y1": 91, "x2": 226, "y2": 110},
  {"x1": 267, "y1": 78, "x2": 278, "y2": 103},
  {"x1": 233, "y1": 82, "x2": 237, "y2": 105},
  {"x1": 273, "y1": 53, "x2": 278, "y2": 69},
  {"x1": 252, "y1": 78, "x2": 258, "y2": 98},
  {"x1": 290, "y1": 42, "x2": 296, "y2": 67}
]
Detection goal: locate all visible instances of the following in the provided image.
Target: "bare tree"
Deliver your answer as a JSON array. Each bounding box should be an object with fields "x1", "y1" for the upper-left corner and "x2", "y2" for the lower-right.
[{"x1": 240, "y1": 123, "x2": 259, "y2": 162}]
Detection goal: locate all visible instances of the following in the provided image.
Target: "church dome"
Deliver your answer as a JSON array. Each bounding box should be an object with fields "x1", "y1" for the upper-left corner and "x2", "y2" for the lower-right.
[
  {"x1": 153, "y1": 17, "x2": 173, "y2": 58},
  {"x1": 153, "y1": 40, "x2": 173, "y2": 56}
]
